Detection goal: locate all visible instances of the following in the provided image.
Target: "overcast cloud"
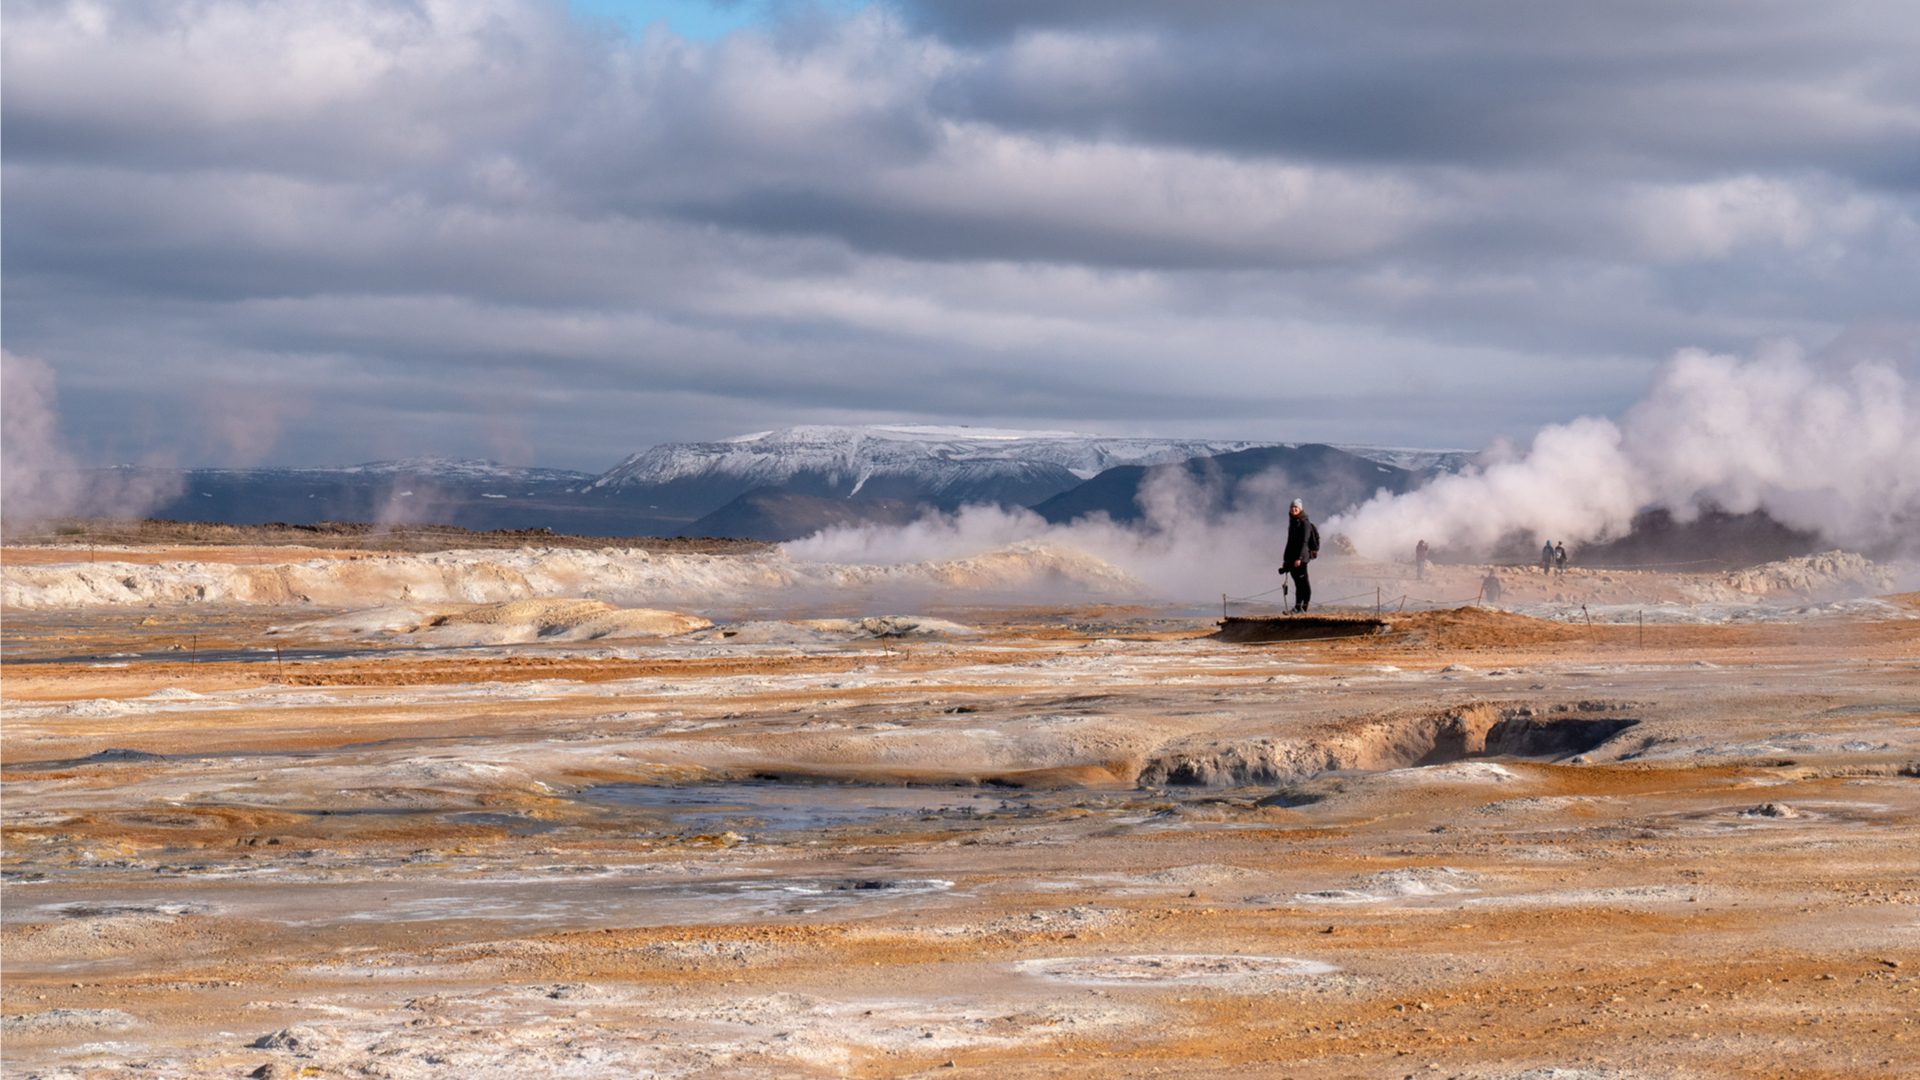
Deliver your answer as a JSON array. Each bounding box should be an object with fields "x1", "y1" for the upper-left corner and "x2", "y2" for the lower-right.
[{"x1": 3, "y1": 0, "x2": 1916, "y2": 470}]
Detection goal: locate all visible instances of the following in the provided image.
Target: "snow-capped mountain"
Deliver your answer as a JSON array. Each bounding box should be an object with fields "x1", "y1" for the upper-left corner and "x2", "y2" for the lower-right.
[
  {"x1": 1329, "y1": 445, "x2": 1477, "y2": 474},
  {"x1": 590, "y1": 425, "x2": 1269, "y2": 507}
]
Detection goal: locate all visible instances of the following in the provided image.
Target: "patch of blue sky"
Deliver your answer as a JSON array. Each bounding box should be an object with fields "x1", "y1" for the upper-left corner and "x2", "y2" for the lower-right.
[{"x1": 568, "y1": 1, "x2": 869, "y2": 41}]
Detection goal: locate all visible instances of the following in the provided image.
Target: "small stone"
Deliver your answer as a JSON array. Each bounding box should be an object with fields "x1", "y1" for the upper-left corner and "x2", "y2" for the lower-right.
[{"x1": 1879, "y1": 959, "x2": 1902, "y2": 969}]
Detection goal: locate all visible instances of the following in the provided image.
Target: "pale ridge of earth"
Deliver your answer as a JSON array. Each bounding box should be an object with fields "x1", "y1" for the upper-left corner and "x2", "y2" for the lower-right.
[{"x1": 4, "y1": 543, "x2": 1907, "y2": 612}]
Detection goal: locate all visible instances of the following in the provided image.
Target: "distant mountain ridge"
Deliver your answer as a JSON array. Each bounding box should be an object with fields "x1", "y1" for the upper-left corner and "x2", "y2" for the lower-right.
[
  {"x1": 286, "y1": 458, "x2": 593, "y2": 484},
  {"x1": 88, "y1": 427, "x2": 1474, "y2": 540},
  {"x1": 185, "y1": 458, "x2": 595, "y2": 485},
  {"x1": 129, "y1": 458, "x2": 606, "y2": 533},
  {"x1": 1328, "y1": 445, "x2": 1478, "y2": 474},
  {"x1": 687, "y1": 488, "x2": 929, "y2": 542},
  {"x1": 1030, "y1": 444, "x2": 1427, "y2": 526}
]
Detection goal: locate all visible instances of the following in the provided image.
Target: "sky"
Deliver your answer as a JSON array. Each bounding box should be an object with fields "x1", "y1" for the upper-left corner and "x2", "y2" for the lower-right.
[{"x1": 3, "y1": 0, "x2": 1917, "y2": 472}]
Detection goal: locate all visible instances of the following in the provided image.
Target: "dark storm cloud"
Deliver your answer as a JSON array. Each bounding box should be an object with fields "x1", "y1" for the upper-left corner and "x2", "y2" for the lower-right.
[
  {"x1": 682, "y1": 186, "x2": 1384, "y2": 269},
  {"x1": 2, "y1": 0, "x2": 1916, "y2": 470},
  {"x1": 909, "y1": 0, "x2": 1920, "y2": 179}
]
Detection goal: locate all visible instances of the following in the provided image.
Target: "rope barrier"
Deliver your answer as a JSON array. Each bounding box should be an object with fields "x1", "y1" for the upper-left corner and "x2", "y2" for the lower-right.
[
  {"x1": 1317, "y1": 588, "x2": 1386, "y2": 606},
  {"x1": 1322, "y1": 554, "x2": 1743, "y2": 575},
  {"x1": 1576, "y1": 557, "x2": 1724, "y2": 571},
  {"x1": 1223, "y1": 584, "x2": 1491, "y2": 618},
  {"x1": 1317, "y1": 591, "x2": 1486, "y2": 613}
]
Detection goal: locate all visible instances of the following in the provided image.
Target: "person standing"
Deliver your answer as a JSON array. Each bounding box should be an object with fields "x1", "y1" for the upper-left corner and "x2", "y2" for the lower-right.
[
  {"x1": 1541, "y1": 540, "x2": 1555, "y2": 576},
  {"x1": 1554, "y1": 541, "x2": 1568, "y2": 576},
  {"x1": 1414, "y1": 538, "x2": 1430, "y2": 581},
  {"x1": 1281, "y1": 498, "x2": 1320, "y2": 612}
]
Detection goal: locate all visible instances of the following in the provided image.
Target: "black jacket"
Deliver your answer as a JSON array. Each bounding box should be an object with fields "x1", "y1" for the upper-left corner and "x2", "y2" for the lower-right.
[{"x1": 1284, "y1": 513, "x2": 1319, "y2": 567}]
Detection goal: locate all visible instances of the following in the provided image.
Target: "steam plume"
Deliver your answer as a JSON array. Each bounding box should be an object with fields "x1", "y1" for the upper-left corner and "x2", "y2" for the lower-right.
[
  {"x1": 1, "y1": 350, "x2": 183, "y2": 530},
  {"x1": 1332, "y1": 344, "x2": 1920, "y2": 559},
  {"x1": 1, "y1": 351, "x2": 76, "y2": 527},
  {"x1": 787, "y1": 463, "x2": 1301, "y2": 602}
]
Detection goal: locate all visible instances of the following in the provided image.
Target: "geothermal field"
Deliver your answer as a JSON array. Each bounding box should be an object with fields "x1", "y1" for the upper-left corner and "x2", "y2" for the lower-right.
[{"x1": 3, "y1": 530, "x2": 1917, "y2": 1078}]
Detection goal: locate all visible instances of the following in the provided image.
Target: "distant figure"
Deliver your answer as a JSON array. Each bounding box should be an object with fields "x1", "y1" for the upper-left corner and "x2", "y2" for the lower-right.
[
  {"x1": 1554, "y1": 541, "x2": 1569, "y2": 576},
  {"x1": 1280, "y1": 498, "x2": 1320, "y2": 612},
  {"x1": 1414, "y1": 538, "x2": 1430, "y2": 581},
  {"x1": 1482, "y1": 572, "x2": 1503, "y2": 605},
  {"x1": 1541, "y1": 540, "x2": 1555, "y2": 576}
]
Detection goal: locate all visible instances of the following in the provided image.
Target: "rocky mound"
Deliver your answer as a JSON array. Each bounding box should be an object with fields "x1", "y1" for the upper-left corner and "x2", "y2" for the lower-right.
[
  {"x1": 1720, "y1": 550, "x2": 1903, "y2": 600},
  {"x1": 412, "y1": 599, "x2": 710, "y2": 644}
]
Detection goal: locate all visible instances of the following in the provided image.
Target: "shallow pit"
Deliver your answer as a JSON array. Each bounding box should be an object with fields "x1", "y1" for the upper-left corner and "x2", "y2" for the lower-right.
[{"x1": 1018, "y1": 954, "x2": 1338, "y2": 986}]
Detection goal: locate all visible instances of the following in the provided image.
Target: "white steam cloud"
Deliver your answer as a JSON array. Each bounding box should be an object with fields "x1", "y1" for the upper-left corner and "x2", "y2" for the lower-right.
[
  {"x1": 1, "y1": 351, "x2": 76, "y2": 526},
  {"x1": 786, "y1": 464, "x2": 1307, "y2": 604},
  {"x1": 1, "y1": 350, "x2": 183, "y2": 530},
  {"x1": 1332, "y1": 344, "x2": 1920, "y2": 559}
]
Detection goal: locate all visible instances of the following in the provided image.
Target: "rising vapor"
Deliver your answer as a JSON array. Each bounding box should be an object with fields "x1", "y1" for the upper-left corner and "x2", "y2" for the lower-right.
[
  {"x1": 786, "y1": 462, "x2": 1308, "y2": 604},
  {"x1": 1331, "y1": 344, "x2": 1920, "y2": 559},
  {"x1": 0, "y1": 350, "x2": 183, "y2": 529}
]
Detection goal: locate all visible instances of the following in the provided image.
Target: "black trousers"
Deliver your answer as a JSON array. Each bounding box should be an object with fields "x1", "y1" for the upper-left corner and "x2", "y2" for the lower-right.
[{"x1": 1289, "y1": 565, "x2": 1312, "y2": 610}]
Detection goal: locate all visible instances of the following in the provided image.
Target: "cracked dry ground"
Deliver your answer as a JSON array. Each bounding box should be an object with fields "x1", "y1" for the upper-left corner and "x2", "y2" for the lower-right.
[{"x1": 3, "y1": 601, "x2": 1917, "y2": 1078}]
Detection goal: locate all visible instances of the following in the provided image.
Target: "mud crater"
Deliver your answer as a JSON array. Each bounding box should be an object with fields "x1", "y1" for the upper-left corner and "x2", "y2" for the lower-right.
[{"x1": 1139, "y1": 702, "x2": 1640, "y2": 787}]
